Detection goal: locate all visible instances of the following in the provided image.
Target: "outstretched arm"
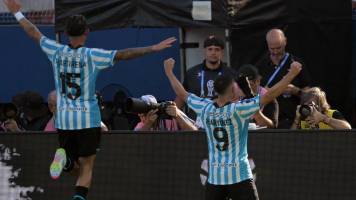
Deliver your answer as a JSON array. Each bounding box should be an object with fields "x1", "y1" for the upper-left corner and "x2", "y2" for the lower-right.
[
  {"x1": 115, "y1": 37, "x2": 176, "y2": 62},
  {"x1": 165, "y1": 104, "x2": 198, "y2": 131},
  {"x1": 261, "y1": 61, "x2": 302, "y2": 106},
  {"x1": 4, "y1": 0, "x2": 43, "y2": 43},
  {"x1": 164, "y1": 58, "x2": 189, "y2": 102}
]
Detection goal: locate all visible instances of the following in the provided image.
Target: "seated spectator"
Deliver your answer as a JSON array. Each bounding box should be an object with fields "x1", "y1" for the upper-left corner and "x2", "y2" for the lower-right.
[
  {"x1": 44, "y1": 90, "x2": 56, "y2": 131},
  {"x1": 44, "y1": 90, "x2": 108, "y2": 132},
  {"x1": 18, "y1": 91, "x2": 51, "y2": 131},
  {"x1": 291, "y1": 87, "x2": 351, "y2": 129},
  {"x1": 0, "y1": 103, "x2": 23, "y2": 132},
  {"x1": 134, "y1": 95, "x2": 197, "y2": 131},
  {"x1": 238, "y1": 64, "x2": 279, "y2": 128}
]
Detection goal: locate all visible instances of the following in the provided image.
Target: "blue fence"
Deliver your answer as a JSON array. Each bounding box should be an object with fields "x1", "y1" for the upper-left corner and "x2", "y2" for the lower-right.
[{"x1": 0, "y1": 26, "x2": 181, "y2": 102}]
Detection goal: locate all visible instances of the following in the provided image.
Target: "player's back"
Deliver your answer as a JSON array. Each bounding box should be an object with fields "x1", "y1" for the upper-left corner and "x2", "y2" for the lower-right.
[
  {"x1": 40, "y1": 36, "x2": 117, "y2": 130},
  {"x1": 198, "y1": 96, "x2": 260, "y2": 185}
]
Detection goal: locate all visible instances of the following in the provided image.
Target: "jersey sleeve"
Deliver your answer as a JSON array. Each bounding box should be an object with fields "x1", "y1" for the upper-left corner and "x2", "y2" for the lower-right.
[
  {"x1": 40, "y1": 36, "x2": 63, "y2": 61},
  {"x1": 90, "y1": 48, "x2": 117, "y2": 70},
  {"x1": 234, "y1": 95, "x2": 261, "y2": 120},
  {"x1": 186, "y1": 93, "x2": 212, "y2": 115}
]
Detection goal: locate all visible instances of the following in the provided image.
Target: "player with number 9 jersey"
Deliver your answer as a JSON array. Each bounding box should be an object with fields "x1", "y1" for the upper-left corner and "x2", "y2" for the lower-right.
[{"x1": 187, "y1": 93, "x2": 260, "y2": 185}]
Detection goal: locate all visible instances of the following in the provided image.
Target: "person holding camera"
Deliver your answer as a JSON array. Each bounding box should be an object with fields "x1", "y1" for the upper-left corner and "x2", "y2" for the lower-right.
[
  {"x1": 291, "y1": 87, "x2": 351, "y2": 130},
  {"x1": 134, "y1": 95, "x2": 197, "y2": 131}
]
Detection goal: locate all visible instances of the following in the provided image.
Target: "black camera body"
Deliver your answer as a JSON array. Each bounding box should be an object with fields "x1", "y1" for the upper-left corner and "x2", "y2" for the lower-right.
[
  {"x1": 299, "y1": 102, "x2": 318, "y2": 120},
  {"x1": 125, "y1": 98, "x2": 174, "y2": 119}
]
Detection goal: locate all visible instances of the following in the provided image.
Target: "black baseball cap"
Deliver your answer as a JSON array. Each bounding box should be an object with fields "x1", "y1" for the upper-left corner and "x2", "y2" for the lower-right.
[
  {"x1": 237, "y1": 64, "x2": 261, "y2": 80},
  {"x1": 203, "y1": 35, "x2": 225, "y2": 49}
]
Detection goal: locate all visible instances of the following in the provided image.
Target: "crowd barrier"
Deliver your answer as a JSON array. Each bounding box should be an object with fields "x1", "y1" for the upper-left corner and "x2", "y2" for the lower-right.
[{"x1": 0, "y1": 130, "x2": 355, "y2": 200}]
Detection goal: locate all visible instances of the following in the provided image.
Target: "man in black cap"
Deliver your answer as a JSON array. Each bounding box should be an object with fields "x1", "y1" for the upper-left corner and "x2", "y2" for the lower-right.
[{"x1": 177, "y1": 35, "x2": 236, "y2": 126}]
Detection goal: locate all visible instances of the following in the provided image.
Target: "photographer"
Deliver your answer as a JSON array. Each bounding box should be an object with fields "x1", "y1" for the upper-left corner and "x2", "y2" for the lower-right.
[
  {"x1": 133, "y1": 95, "x2": 197, "y2": 131},
  {"x1": 291, "y1": 87, "x2": 351, "y2": 130}
]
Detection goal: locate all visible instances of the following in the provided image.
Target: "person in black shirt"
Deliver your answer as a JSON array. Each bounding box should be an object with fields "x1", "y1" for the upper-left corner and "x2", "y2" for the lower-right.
[
  {"x1": 256, "y1": 29, "x2": 311, "y2": 128},
  {"x1": 177, "y1": 36, "x2": 236, "y2": 126}
]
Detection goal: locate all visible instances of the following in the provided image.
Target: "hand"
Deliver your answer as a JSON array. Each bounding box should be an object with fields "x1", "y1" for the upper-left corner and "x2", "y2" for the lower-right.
[
  {"x1": 145, "y1": 109, "x2": 158, "y2": 125},
  {"x1": 4, "y1": 0, "x2": 21, "y2": 13},
  {"x1": 165, "y1": 103, "x2": 178, "y2": 118},
  {"x1": 3, "y1": 119, "x2": 21, "y2": 132},
  {"x1": 288, "y1": 61, "x2": 302, "y2": 76},
  {"x1": 284, "y1": 84, "x2": 300, "y2": 96},
  {"x1": 164, "y1": 58, "x2": 175, "y2": 75},
  {"x1": 306, "y1": 107, "x2": 324, "y2": 125},
  {"x1": 152, "y1": 37, "x2": 177, "y2": 52}
]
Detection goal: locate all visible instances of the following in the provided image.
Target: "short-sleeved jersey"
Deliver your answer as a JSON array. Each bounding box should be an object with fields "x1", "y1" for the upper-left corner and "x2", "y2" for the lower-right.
[
  {"x1": 40, "y1": 36, "x2": 117, "y2": 130},
  {"x1": 187, "y1": 93, "x2": 260, "y2": 185}
]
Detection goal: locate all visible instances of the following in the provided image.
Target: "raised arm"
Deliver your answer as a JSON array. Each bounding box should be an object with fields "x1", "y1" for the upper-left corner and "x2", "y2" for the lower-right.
[
  {"x1": 261, "y1": 61, "x2": 302, "y2": 106},
  {"x1": 4, "y1": 0, "x2": 43, "y2": 43},
  {"x1": 115, "y1": 37, "x2": 177, "y2": 62},
  {"x1": 164, "y1": 58, "x2": 189, "y2": 101}
]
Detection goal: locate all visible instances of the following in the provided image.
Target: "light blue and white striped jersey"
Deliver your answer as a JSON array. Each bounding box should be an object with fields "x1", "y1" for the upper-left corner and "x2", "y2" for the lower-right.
[
  {"x1": 187, "y1": 93, "x2": 260, "y2": 185},
  {"x1": 40, "y1": 36, "x2": 117, "y2": 130}
]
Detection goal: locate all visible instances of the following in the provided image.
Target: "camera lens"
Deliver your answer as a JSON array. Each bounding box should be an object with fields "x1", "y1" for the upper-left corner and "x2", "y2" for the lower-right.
[{"x1": 299, "y1": 105, "x2": 312, "y2": 120}]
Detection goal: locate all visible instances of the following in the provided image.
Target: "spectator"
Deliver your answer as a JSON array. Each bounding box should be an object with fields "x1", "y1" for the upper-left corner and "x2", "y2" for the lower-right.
[
  {"x1": 291, "y1": 87, "x2": 351, "y2": 130},
  {"x1": 256, "y1": 28, "x2": 311, "y2": 128},
  {"x1": 238, "y1": 64, "x2": 279, "y2": 128},
  {"x1": 15, "y1": 91, "x2": 51, "y2": 131},
  {"x1": 177, "y1": 35, "x2": 236, "y2": 124},
  {"x1": 0, "y1": 103, "x2": 23, "y2": 132},
  {"x1": 44, "y1": 90, "x2": 109, "y2": 132},
  {"x1": 134, "y1": 95, "x2": 197, "y2": 131},
  {"x1": 44, "y1": 90, "x2": 56, "y2": 131}
]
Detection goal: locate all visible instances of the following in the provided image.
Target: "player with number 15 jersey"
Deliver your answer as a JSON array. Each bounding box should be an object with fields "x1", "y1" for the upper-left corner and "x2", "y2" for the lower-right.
[{"x1": 41, "y1": 37, "x2": 116, "y2": 130}]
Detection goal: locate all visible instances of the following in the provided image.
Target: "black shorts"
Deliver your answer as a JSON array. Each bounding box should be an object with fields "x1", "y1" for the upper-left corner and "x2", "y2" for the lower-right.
[
  {"x1": 58, "y1": 127, "x2": 101, "y2": 160},
  {"x1": 205, "y1": 179, "x2": 259, "y2": 200}
]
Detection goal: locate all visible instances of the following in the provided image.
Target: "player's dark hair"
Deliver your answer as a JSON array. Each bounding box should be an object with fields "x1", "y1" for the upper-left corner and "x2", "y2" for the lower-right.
[
  {"x1": 214, "y1": 74, "x2": 234, "y2": 95},
  {"x1": 65, "y1": 15, "x2": 88, "y2": 37}
]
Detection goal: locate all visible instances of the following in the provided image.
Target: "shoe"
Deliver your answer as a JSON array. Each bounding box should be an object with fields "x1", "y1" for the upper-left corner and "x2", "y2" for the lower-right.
[{"x1": 50, "y1": 148, "x2": 66, "y2": 180}]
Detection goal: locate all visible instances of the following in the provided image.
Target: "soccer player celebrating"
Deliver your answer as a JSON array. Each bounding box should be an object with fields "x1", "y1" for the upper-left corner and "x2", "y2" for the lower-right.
[
  {"x1": 163, "y1": 58, "x2": 301, "y2": 200},
  {"x1": 3, "y1": 0, "x2": 176, "y2": 199}
]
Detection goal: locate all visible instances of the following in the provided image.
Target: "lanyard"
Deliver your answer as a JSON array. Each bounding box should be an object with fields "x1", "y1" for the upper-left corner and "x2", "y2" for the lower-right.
[
  {"x1": 200, "y1": 70, "x2": 206, "y2": 97},
  {"x1": 265, "y1": 53, "x2": 290, "y2": 88}
]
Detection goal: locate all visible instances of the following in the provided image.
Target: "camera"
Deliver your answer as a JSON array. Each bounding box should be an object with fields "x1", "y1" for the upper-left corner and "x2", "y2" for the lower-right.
[
  {"x1": 299, "y1": 102, "x2": 318, "y2": 120},
  {"x1": 125, "y1": 98, "x2": 174, "y2": 119}
]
